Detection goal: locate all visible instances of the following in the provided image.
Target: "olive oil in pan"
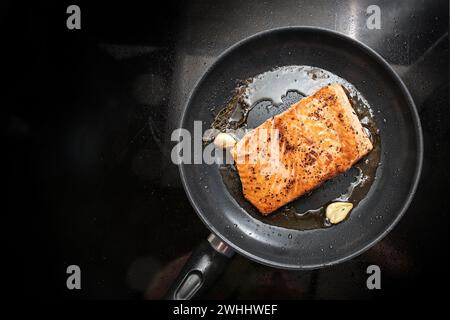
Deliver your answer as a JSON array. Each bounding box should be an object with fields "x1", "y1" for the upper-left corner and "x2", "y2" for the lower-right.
[{"x1": 214, "y1": 66, "x2": 381, "y2": 231}]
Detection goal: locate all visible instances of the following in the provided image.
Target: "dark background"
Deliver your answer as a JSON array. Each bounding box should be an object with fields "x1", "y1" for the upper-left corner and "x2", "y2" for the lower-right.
[{"x1": 3, "y1": 0, "x2": 449, "y2": 299}]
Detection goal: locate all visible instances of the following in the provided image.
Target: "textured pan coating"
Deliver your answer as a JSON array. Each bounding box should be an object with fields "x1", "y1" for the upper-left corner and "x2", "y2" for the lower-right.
[{"x1": 231, "y1": 84, "x2": 373, "y2": 215}]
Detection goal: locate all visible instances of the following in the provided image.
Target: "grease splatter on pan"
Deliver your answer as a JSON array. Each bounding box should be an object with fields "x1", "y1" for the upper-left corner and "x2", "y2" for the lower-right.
[{"x1": 210, "y1": 66, "x2": 381, "y2": 231}]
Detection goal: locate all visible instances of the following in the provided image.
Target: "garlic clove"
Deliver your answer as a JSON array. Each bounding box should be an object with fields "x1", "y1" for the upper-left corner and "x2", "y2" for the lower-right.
[
  {"x1": 214, "y1": 132, "x2": 237, "y2": 149},
  {"x1": 326, "y1": 202, "x2": 353, "y2": 224}
]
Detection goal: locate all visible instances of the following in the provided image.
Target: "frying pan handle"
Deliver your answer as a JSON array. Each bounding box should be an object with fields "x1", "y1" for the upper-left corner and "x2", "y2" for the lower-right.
[{"x1": 165, "y1": 234, "x2": 235, "y2": 300}]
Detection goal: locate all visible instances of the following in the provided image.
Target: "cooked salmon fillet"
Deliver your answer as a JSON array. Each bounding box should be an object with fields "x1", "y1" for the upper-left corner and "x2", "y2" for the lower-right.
[{"x1": 231, "y1": 84, "x2": 373, "y2": 215}]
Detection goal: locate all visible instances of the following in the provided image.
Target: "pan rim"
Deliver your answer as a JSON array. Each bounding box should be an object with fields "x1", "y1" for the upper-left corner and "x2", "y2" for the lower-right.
[{"x1": 178, "y1": 26, "x2": 424, "y2": 270}]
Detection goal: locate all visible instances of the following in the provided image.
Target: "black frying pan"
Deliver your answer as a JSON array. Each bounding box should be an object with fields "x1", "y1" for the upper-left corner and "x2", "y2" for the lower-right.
[{"x1": 166, "y1": 27, "x2": 423, "y2": 299}]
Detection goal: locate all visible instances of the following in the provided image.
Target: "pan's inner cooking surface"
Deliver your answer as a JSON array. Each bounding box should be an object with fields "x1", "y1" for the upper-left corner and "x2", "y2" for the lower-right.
[{"x1": 210, "y1": 66, "x2": 380, "y2": 231}]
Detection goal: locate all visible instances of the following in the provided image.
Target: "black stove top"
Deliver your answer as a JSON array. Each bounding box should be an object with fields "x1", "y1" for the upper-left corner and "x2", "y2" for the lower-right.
[{"x1": 3, "y1": 0, "x2": 449, "y2": 299}]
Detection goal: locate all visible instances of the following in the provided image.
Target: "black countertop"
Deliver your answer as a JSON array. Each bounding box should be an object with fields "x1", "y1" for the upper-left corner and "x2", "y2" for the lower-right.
[{"x1": 3, "y1": 0, "x2": 449, "y2": 299}]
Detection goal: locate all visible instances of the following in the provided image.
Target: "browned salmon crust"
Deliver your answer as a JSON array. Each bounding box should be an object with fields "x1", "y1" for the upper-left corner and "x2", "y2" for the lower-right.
[{"x1": 231, "y1": 84, "x2": 373, "y2": 215}]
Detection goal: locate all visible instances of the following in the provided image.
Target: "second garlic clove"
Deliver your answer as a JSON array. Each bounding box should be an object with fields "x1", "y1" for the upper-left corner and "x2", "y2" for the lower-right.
[
  {"x1": 214, "y1": 132, "x2": 237, "y2": 149},
  {"x1": 326, "y1": 202, "x2": 353, "y2": 224}
]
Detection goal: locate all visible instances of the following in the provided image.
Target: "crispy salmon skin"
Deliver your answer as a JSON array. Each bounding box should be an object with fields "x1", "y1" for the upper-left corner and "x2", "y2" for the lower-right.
[{"x1": 231, "y1": 84, "x2": 373, "y2": 215}]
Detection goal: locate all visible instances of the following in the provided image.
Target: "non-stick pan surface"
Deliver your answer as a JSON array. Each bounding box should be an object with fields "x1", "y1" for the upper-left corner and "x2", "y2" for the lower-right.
[{"x1": 179, "y1": 27, "x2": 422, "y2": 270}]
